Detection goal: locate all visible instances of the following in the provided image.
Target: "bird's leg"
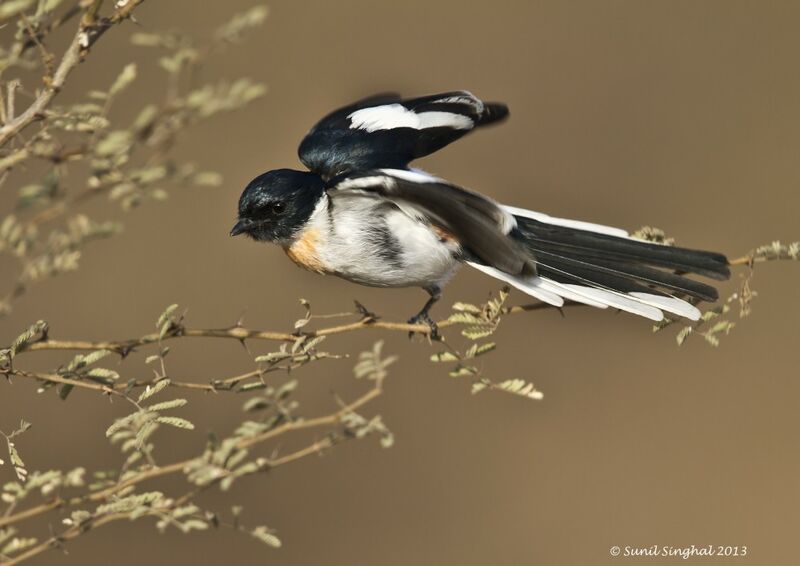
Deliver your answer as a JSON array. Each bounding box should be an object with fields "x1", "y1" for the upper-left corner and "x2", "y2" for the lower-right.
[{"x1": 408, "y1": 286, "x2": 442, "y2": 340}]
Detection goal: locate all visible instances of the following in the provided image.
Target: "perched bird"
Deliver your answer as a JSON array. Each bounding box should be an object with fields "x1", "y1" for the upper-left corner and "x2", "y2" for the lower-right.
[{"x1": 231, "y1": 91, "x2": 729, "y2": 334}]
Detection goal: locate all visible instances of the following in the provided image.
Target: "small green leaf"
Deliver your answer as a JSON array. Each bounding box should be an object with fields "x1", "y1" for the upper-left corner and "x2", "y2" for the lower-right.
[
  {"x1": 251, "y1": 526, "x2": 281, "y2": 548},
  {"x1": 452, "y1": 302, "x2": 481, "y2": 314},
  {"x1": 138, "y1": 379, "x2": 170, "y2": 403},
  {"x1": 193, "y1": 172, "x2": 223, "y2": 186},
  {"x1": 85, "y1": 368, "x2": 120, "y2": 382},
  {"x1": 676, "y1": 326, "x2": 693, "y2": 346},
  {"x1": 108, "y1": 63, "x2": 137, "y2": 98},
  {"x1": 449, "y1": 366, "x2": 476, "y2": 377},
  {"x1": 430, "y1": 351, "x2": 459, "y2": 363},
  {"x1": 474, "y1": 342, "x2": 496, "y2": 356},
  {"x1": 237, "y1": 381, "x2": 267, "y2": 392},
  {"x1": 461, "y1": 326, "x2": 495, "y2": 340},
  {"x1": 276, "y1": 380, "x2": 298, "y2": 400},
  {"x1": 145, "y1": 399, "x2": 188, "y2": 412},
  {"x1": 471, "y1": 381, "x2": 488, "y2": 394},
  {"x1": 155, "y1": 304, "x2": 179, "y2": 329},
  {"x1": 0, "y1": 0, "x2": 35, "y2": 20},
  {"x1": 242, "y1": 397, "x2": 270, "y2": 412},
  {"x1": 496, "y1": 379, "x2": 543, "y2": 400},
  {"x1": 155, "y1": 416, "x2": 195, "y2": 430},
  {"x1": 447, "y1": 312, "x2": 482, "y2": 325}
]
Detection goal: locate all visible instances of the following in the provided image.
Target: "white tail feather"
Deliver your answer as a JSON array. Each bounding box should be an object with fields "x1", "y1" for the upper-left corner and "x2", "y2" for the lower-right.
[
  {"x1": 533, "y1": 278, "x2": 609, "y2": 308},
  {"x1": 630, "y1": 292, "x2": 701, "y2": 321},
  {"x1": 559, "y1": 284, "x2": 664, "y2": 321},
  {"x1": 467, "y1": 263, "x2": 684, "y2": 322},
  {"x1": 501, "y1": 205, "x2": 631, "y2": 238},
  {"x1": 467, "y1": 262, "x2": 564, "y2": 307}
]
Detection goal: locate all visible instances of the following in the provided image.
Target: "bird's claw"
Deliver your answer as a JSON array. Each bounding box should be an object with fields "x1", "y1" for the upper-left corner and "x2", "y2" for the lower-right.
[{"x1": 407, "y1": 311, "x2": 441, "y2": 341}]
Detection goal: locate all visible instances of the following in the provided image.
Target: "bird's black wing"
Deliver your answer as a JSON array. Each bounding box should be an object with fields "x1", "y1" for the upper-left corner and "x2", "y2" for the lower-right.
[
  {"x1": 299, "y1": 91, "x2": 509, "y2": 181},
  {"x1": 329, "y1": 169, "x2": 532, "y2": 276}
]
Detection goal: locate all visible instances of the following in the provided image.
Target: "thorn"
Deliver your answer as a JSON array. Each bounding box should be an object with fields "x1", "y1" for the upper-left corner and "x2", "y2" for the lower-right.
[
  {"x1": 354, "y1": 300, "x2": 379, "y2": 322},
  {"x1": 206, "y1": 511, "x2": 220, "y2": 528},
  {"x1": 238, "y1": 338, "x2": 251, "y2": 354},
  {"x1": 235, "y1": 310, "x2": 247, "y2": 328}
]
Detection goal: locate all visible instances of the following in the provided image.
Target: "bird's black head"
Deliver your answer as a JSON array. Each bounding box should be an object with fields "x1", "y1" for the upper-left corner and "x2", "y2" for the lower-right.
[{"x1": 231, "y1": 169, "x2": 325, "y2": 244}]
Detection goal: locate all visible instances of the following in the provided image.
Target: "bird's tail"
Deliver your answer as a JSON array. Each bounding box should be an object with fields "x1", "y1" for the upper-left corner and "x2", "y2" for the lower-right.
[{"x1": 468, "y1": 206, "x2": 730, "y2": 322}]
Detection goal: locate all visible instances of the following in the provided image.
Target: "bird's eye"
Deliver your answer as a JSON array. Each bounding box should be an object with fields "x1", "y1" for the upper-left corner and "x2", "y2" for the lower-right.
[{"x1": 271, "y1": 202, "x2": 286, "y2": 214}]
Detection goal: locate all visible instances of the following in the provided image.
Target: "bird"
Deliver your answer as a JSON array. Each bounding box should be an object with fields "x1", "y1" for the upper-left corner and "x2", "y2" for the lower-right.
[{"x1": 231, "y1": 91, "x2": 730, "y2": 336}]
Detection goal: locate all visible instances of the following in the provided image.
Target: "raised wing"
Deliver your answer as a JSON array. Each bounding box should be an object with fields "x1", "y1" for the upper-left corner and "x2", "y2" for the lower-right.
[
  {"x1": 330, "y1": 169, "x2": 533, "y2": 276},
  {"x1": 299, "y1": 91, "x2": 509, "y2": 180}
]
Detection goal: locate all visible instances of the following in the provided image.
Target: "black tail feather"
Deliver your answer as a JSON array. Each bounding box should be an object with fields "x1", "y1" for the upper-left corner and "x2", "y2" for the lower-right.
[
  {"x1": 532, "y1": 249, "x2": 720, "y2": 302},
  {"x1": 513, "y1": 216, "x2": 729, "y2": 303}
]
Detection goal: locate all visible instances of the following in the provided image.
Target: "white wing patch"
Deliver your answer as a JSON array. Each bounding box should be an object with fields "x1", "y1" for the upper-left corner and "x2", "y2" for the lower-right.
[{"x1": 348, "y1": 104, "x2": 473, "y2": 132}]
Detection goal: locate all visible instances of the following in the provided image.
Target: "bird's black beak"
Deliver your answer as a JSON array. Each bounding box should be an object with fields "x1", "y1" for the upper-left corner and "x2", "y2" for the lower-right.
[{"x1": 230, "y1": 219, "x2": 249, "y2": 237}]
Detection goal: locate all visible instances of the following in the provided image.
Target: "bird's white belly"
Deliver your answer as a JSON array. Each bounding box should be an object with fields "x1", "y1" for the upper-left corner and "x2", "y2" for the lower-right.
[{"x1": 311, "y1": 199, "x2": 460, "y2": 288}]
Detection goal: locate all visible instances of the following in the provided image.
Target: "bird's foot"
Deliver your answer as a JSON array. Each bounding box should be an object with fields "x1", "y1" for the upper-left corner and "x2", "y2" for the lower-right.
[
  {"x1": 407, "y1": 311, "x2": 440, "y2": 341},
  {"x1": 354, "y1": 300, "x2": 379, "y2": 322}
]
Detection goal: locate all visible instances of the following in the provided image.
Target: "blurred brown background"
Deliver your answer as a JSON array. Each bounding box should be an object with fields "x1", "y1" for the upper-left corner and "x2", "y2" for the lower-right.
[{"x1": 2, "y1": 0, "x2": 800, "y2": 564}]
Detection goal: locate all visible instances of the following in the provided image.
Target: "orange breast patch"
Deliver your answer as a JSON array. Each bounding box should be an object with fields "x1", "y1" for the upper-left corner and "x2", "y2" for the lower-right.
[
  {"x1": 431, "y1": 224, "x2": 457, "y2": 244},
  {"x1": 284, "y1": 228, "x2": 328, "y2": 273}
]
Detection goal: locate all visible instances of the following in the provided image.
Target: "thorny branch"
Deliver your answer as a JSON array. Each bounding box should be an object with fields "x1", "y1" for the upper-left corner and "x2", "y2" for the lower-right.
[
  {"x1": 0, "y1": 1, "x2": 146, "y2": 148},
  {"x1": 0, "y1": 387, "x2": 381, "y2": 565},
  {"x1": 0, "y1": 2, "x2": 267, "y2": 317},
  {"x1": 0, "y1": 285, "x2": 568, "y2": 563},
  {"x1": 0, "y1": 384, "x2": 382, "y2": 533},
  {"x1": 0, "y1": 310, "x2": 393, "y2": 563},
  {"x1": 20, "y1": 303, "x2": 555, "y2": 355}
]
